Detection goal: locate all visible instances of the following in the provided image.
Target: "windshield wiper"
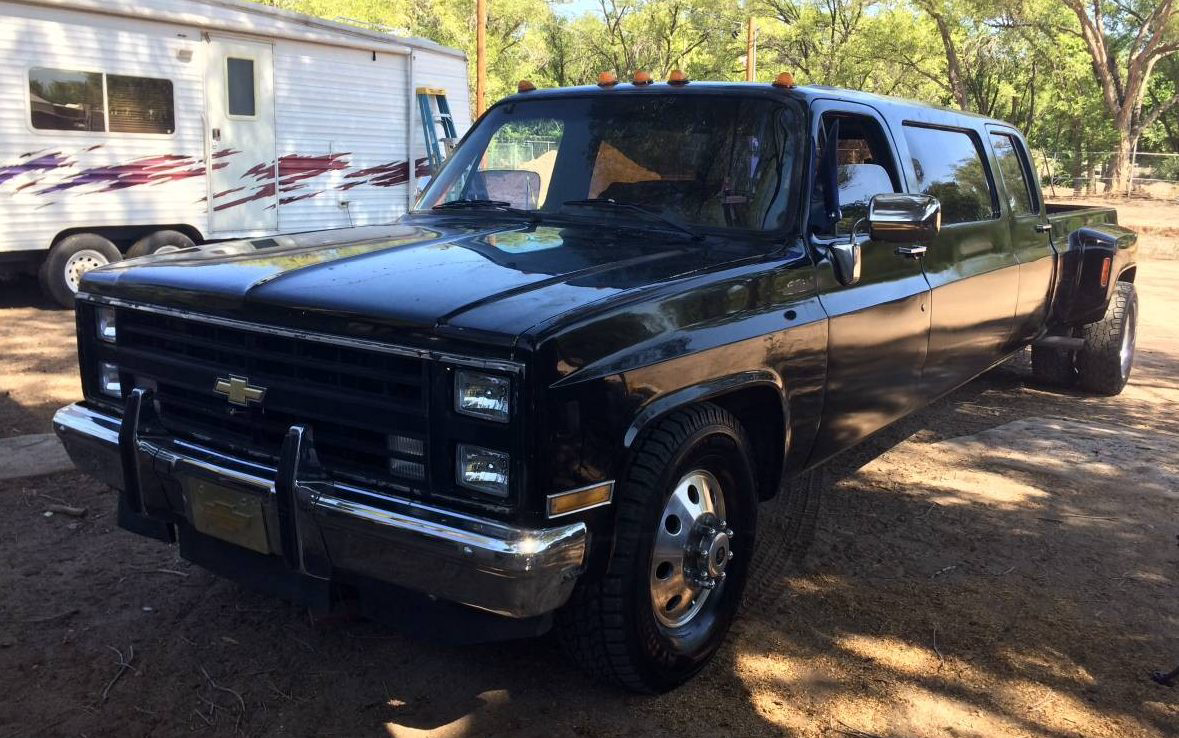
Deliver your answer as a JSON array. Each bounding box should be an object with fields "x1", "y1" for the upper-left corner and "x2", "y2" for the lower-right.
[
  {"x1": 561, "y1": 198, "x2": 702, "y2": 240},
  {"x1": 431, "y1": 199, "x2": 540, "y2": 222}
]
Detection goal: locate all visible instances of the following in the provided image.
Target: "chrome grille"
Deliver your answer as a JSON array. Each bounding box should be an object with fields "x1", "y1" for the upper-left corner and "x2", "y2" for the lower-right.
[{"x1": 113, "y1": 308, "x2": 428, "y2": 490}]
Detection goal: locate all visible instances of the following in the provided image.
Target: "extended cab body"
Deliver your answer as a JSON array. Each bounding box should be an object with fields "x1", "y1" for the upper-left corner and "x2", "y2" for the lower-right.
[{"x1": 55, "y1": 81, "x2": 1139, "y2": 692}]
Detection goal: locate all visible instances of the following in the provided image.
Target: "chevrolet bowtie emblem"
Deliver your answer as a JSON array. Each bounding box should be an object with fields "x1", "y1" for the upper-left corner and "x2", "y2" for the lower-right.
[{"x1": 213, "y1": 376, "x2": 267, "y2": 407}]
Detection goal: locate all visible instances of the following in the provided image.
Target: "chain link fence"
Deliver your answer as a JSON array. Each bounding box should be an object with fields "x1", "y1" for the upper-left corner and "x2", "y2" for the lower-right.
[
  {"x1": 1035, "y1": 150, "x2": 1179, "y2": 200},
  {"x1": 485, "y1": 139, "x2": 561, "y2": 169}
]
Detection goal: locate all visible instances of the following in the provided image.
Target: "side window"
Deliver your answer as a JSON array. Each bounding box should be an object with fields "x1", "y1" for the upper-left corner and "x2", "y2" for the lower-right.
[
  {"x1": 29, "y1": 67, "x2": 105, "y2": 131},
  {"x1": 811, "y1": 113, "x2": 900, "y2": 236},
  {"x1": 903, "y1": 124, "x2": 997, "y2": 225},
  {"x1": 989, "y1": 132, "x2": 1036, "y2": 216},
  {"x1": 29, "y1": 68, "x2": 174, "y2": 135},
  {"x1": 106, "y1": 74, "x2": 175, "y2": 134},
  {"x1": 226, "y1": 58, "x2": 256, "y2": 117}
]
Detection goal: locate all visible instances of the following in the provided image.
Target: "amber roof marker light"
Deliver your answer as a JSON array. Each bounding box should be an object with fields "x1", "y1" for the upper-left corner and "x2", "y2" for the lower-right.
[
  {"x1": 598, "y1": 71, "x2": 618, "y2": 87},
  {"x1": 517, "y1": 79, "x2": 536, "y2": 93},
  {"x1": 632, "y1": 70, "x2": 653, "y2": 86},
  {"x1": 772, "y1": 72, "x2": 796, "y2": 88},
  {"x1": 667, "y1": 69, "x2": 689, "y2": 86}
]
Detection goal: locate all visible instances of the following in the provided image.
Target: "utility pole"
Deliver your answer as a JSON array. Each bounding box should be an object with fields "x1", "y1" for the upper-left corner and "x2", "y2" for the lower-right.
[
  {"x1": 745, "y1": 16, "x2": 756, "y2": 82},
  {"x1": 476, "y1": 0, "x2": 487, "y2": 116}
]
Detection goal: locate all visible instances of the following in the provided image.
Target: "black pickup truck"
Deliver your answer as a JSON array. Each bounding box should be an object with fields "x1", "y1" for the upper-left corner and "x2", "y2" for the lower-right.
[{"x1": 54, "y1": 79, "x2": 1138, "y2": 693}]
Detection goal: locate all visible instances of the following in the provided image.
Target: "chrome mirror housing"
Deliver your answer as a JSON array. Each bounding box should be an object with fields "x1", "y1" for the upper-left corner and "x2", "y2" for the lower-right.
[{"x1": 868, "y1": 194, "x2": 941, "y2": 243}]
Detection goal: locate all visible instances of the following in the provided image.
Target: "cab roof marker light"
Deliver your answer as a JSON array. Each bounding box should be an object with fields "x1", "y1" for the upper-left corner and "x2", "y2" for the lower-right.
[
  {"x1": 632, "y1": 70, "x2": 652, "y2": 86},
  {"x1": 597, "y1": 71, "x2": 618, "y2": 87},
  {"x1": 667, "y1": 69, "x2": 689, "y2": 86},
  {"x1": 772, "y1": 71, "x2": 796, "y2": 88},
  {"x1": 517, "y1": 79, "x2": 536, "y2": 93}
]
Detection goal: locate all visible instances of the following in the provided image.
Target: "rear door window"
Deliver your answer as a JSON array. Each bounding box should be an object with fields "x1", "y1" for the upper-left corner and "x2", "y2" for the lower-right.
[
  {"x1": 902, "y1": 124, "x2": 998, "y2": 225},
  {"x1": 989, "y1": 132, "x2": 1036, "y2": 216}
]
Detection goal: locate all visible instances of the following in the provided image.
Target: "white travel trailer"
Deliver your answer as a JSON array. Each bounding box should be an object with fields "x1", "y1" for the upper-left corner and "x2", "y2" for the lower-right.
[{"x1": 0, "y1": 0, "x2": 471, "y2": 305}]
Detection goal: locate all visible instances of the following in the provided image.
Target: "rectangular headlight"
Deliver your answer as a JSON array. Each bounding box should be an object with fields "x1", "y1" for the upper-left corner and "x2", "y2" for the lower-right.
[
  {"x1": 456, "y1": 443, "x2": 510, "y2": 498},
  {"x1": 454, "y1": 370, "x2": 511, "y2": 422},
  {"x1": 96, "y1": 306, "x2": 117, "y2": 343},
  {"x1": 98, "y1": 362, "x2": 122, "y2": 398}
]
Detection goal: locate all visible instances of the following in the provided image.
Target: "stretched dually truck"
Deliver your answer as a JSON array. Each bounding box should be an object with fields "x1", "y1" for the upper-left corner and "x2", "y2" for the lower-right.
[
  {"x1": 55, "y1": 75, "x2": 1138, "y2": 692},
  {"x1": 0, "y1": 0, "x2": 470, "y2": 306}
]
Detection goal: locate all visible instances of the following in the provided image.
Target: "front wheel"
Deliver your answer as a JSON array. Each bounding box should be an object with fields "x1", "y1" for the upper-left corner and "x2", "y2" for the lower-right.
[{"x1": 557, "y1": 403, "x2": 757, "y2": 693}]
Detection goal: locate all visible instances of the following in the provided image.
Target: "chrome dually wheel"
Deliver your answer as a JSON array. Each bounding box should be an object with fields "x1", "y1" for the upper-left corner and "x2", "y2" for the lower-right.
[{"x1": 650, "y1": 469, "x2": 733, "y2": 628}]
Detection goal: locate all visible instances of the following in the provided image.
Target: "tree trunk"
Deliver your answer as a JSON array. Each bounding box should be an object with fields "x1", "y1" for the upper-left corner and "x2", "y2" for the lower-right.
[
  {"x1": 920, "y1": 3, "x2": 970, "y2": 111},
  {"x1": 1105, "y1": 129, "x2": 1135, "y2": 194}
]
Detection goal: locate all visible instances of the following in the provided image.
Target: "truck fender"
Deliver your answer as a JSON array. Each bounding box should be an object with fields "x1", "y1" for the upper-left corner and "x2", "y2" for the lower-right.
[
  {"x1": 1051, "y1": 225, "x2": 1137, "y2": 327},
  {"x1": 622, "y1": 370, "x2": 786, "y2": 449}
]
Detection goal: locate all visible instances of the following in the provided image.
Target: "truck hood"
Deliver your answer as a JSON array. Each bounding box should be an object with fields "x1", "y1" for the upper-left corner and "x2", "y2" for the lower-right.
[{"x1": 81, "y1": 220, "x2": 720, "y2": 347}]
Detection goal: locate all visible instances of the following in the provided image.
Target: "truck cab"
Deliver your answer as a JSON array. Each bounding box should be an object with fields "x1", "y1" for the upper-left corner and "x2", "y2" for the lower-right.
[{"x1": 54, "y1": 77, "x2": 1138, "y2": 693}]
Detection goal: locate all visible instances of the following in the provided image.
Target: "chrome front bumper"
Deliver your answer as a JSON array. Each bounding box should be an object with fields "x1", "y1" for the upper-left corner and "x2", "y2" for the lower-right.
[{"x1": 53, "y1": 397, "x2": 587, "y2": 619}]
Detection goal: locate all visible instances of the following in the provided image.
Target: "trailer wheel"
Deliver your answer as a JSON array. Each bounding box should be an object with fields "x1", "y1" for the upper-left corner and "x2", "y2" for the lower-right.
[
  {"x1": 557, "y1": 403, "x2": 757, "y2": 693},
  {"x1": 1030, "y1": 341, "x2": 1077, "y2": 387},
  {"x1": 39, "y1": 233, "x2": 121, "y2": 308},
  {"x1": 1076, "y1": 281, "x2": 1138, "y2": 396},
  {"x1": 126, "y1": 229, "x2": 195, "y2": 258}
]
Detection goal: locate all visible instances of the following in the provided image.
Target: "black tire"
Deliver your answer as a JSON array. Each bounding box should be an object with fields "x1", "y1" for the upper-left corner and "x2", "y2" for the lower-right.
[
  {"x1": 557, "y1": 403, "x2": 758, "y2": 693},
  {"x1": 1076, "y1": 281, "x2": 1138, "y2": 396},
  {"x1": 38, "y1": 233, "x2": 121, "y2": 308},
  {"x1": 1031, "y1": 341, "x2": 1077, "y2": 387},
  {"x1": 126, "y1": 229, "x2": 195, "y2": 258}
]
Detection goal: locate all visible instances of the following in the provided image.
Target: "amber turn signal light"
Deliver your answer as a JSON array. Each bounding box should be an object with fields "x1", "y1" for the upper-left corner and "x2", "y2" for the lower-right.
[
  {"x1": 517, "y1": 79, "x2": 536, "y2": 92},
  {"x1": 632, "y1": 70, "x2": 653, "y2": 85},
  {"x1": 1100, "y1": 256, "x2": 1112, "y2": 287},
  {"x1": 547, "y1": 482, "x2": 614, "y2": 518},
  {"x1": 773, "y1": 72, "x2": 796, "y2": 88},
  {"x1": 667, "y1": 69, "x2": 689, "y2": 85},
  {"x1": 598, "y1": 71, "x2": 618, "y2": 87}
]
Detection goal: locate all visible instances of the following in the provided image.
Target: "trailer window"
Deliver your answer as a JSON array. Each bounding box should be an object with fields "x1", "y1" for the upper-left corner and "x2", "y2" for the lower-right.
[
  {"x1": 107, "y1": 74, "x2": 174, "y2": 134},
  {"x1": 226, "y1": 58, "x2": 256, "y2": 117},
  {"x1": 902, "y1": 124, "x2": 999, "y2": 225},
  {"x1": 29, "y1": 67, "x2": 105, "y2": 132}
]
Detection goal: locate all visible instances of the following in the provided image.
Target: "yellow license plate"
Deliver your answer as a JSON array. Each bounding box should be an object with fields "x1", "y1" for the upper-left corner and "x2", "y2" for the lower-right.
[{"x1": 187, "y1": 479, "x2": 271, "y2": 555}]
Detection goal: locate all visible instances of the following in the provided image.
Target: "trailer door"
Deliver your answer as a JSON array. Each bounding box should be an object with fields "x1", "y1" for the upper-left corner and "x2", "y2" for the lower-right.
[{"x1": 206, "y1": 37, "x2": 278, "y2": 234}]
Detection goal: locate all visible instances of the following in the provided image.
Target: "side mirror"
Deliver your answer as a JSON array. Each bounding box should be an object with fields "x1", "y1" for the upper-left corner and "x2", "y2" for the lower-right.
[{"x1": 867, "y1": 193, "x2": 941, "y2": 243}]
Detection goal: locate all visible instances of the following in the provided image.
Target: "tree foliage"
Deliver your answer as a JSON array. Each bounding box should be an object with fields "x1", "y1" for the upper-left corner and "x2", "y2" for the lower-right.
[{"x1": 255, "y1": 0, "x2": 1179, "y2": 169}]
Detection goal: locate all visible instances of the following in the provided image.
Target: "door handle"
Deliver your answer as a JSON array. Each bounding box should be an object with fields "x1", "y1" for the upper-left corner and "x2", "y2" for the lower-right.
[
  {"x1": 895, "y1": 244, "x2": 927, "y2": 258},
  {"x1": 1034, "y1": 223, "x2": 1052, "y2": 232}
]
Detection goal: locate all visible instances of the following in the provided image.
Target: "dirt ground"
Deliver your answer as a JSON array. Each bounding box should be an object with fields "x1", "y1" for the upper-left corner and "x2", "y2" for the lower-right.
[{"x1": 1, "y1": 256, "x2": 1177, "y2": 736}]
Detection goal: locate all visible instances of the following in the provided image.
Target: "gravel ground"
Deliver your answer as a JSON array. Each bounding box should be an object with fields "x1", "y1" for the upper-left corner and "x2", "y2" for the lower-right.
[{"x1": 0, "y1": 257, "x2": 1176, "y2": 737}]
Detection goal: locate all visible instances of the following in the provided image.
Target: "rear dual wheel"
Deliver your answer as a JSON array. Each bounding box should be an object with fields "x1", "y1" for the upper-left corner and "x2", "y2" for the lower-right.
[
  {"x1": 1030, "y1": 282, "x2": 1138, "y2": 396},
  {"x1": 557, "y1": 403, "x2": 758, "y2": 693}
]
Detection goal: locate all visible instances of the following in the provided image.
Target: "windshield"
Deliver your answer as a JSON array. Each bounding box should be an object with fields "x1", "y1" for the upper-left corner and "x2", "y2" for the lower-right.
[{"x1": 417, "y1": 94, "x2": 802, "y2": 233}]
